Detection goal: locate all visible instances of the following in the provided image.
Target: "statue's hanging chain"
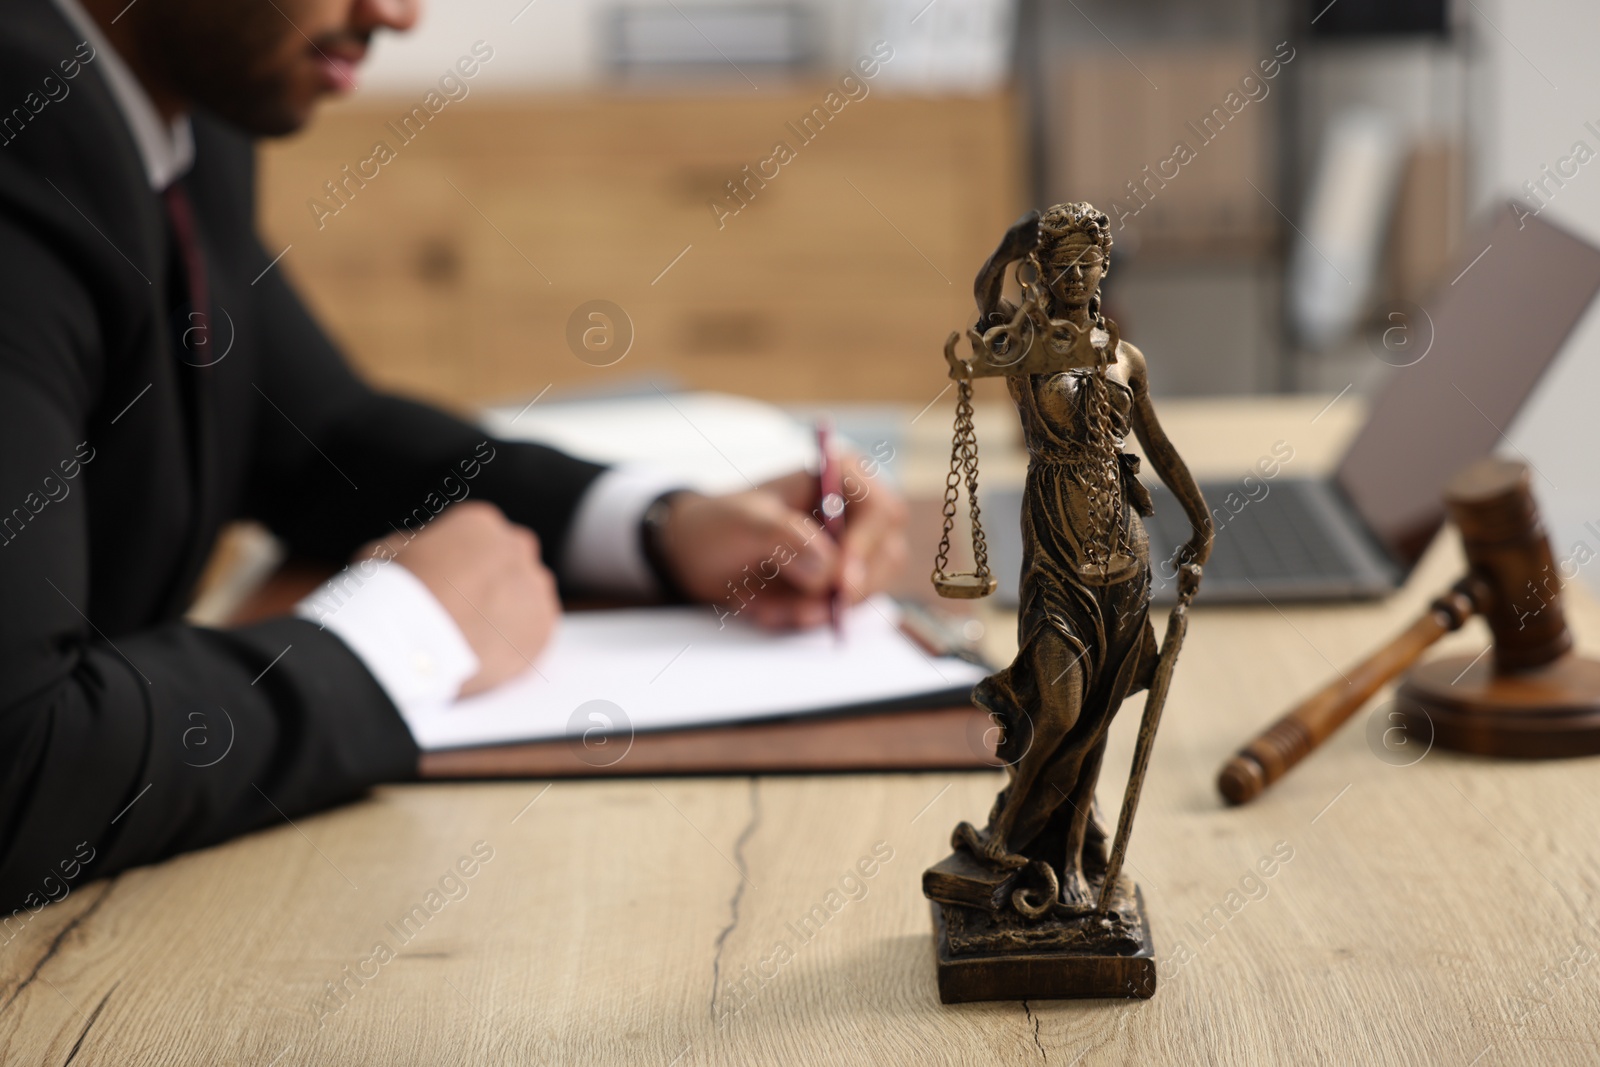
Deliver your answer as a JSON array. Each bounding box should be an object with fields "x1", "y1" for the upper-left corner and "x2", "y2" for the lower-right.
[{"x1": 933, "y1": 378, "x2": 992, "y2": 589}]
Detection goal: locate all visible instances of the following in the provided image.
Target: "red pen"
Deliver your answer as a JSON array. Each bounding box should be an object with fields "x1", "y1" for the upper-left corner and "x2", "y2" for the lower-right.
[{"x1": 815, "y1": 419, "x2": 846, "y2": 640}]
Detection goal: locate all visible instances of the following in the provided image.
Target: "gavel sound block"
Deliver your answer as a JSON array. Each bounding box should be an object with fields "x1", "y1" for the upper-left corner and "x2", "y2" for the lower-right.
[{"x1": 1219, "y1": 458, "x2": 1600, "y2": 805}]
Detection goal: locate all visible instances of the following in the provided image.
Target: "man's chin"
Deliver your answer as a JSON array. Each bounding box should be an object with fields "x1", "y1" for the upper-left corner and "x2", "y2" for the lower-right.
[
  {"x1": 258, "y1": 103, "x2": 319, "y2": 138},
  {"x1": 212, "y1": 93, "x2": 321, "y2": 138}
]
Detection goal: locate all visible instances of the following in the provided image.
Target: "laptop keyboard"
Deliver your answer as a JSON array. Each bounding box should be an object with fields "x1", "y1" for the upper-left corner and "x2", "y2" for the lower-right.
[{"x1": 1146, "y1": 480, "x2": 1356, "y2": 584}]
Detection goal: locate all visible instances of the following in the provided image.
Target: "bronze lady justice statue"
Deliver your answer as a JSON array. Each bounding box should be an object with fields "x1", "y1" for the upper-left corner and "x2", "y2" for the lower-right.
[{"x1": 924, "y1": 203, "x2": 1213, "y2": 1001}]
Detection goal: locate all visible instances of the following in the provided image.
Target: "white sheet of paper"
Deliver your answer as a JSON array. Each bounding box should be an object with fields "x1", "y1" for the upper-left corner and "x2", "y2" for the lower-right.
[
  {"x1": 482, "y1": 391, "x2": 816, "y2": 495},
  {"x1": 410, "y1": 596, "x2": 987, "y2": 752}
]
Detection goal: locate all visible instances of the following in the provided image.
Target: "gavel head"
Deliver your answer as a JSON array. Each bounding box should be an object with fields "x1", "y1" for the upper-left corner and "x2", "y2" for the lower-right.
[{"x1": 1447, "y1": 458, "x2": 1572, "y2": 673}]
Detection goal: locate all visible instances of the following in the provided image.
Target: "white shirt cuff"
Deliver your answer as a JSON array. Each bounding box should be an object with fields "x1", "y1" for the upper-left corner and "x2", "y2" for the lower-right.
[
  {"x1": 560, "y1": 465, "x2": 687, "y2": 597},
  {"x1": 294, "y1": 560, "x2": 479, "y2": 737}
]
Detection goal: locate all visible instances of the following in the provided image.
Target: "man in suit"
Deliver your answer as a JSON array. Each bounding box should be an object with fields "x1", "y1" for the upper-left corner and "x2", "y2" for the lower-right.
[{"x1": 0, "y1": 0, "x2": 908, "y2": 916}]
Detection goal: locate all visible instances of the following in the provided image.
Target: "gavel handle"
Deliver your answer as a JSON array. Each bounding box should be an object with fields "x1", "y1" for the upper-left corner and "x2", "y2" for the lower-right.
[{"x1": 1217, "y1": 578, "x2": 1482, "y2": 806}]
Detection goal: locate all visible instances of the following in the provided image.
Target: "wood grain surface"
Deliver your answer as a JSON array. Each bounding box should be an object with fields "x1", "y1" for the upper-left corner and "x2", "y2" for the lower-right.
[{"x1": 5, "y1": 398, "x2": 1598, "y2": 1065}]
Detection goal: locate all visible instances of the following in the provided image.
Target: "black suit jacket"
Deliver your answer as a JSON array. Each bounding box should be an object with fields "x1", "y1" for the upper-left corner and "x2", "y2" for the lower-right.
[{"x1": 0, "y1": 0, "x2": 605, "y2": 913}]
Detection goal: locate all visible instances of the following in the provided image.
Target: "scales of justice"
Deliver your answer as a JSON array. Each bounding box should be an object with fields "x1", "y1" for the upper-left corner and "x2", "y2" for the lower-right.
[{"x1": 922, "y1": 202, "x2": 1213, "y2": 1003}]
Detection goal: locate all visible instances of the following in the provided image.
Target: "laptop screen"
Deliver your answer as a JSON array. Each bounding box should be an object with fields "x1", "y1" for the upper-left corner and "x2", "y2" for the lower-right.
[{"x1": 1335, "y1": 208, "x2": 1600, "y2": 567}]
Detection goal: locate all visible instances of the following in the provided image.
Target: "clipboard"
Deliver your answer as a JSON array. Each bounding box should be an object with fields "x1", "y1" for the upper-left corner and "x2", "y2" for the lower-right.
[
  {"x1": 418, "y1": 703, "x2": 999, "y2": 778},
  {"x1": 231, "y1": 562, "x2": 1002, "y2": 779}
]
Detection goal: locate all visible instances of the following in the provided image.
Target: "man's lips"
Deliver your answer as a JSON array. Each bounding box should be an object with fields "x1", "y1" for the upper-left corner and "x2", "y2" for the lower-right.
[{"x1": 313, "y1": 41, "x2": 367, "y2": 94}]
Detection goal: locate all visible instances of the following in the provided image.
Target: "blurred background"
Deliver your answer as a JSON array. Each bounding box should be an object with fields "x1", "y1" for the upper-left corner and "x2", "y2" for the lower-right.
[{"x1": 253, "y1": 0, "x2": 1598, "y2": 474}]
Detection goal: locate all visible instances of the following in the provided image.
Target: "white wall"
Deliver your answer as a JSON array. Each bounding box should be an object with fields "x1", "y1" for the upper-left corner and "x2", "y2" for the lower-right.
[
  {"x1": 1472, "y1": 0, "x2": 1600, "y2": 590},
  {"x1": 359, "y1": 0, "x2": 594, "y2": 89},
  {"x1": 356, "y1": 0, "x2": 863, "y2": 92},
  {"x1": 356, "y1": 0, "x2": 1013, "y2": 93}
]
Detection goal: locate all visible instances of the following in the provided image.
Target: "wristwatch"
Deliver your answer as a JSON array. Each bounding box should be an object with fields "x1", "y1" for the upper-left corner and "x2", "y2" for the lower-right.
[{"x1": 639, "y1": 490, "x2": 693, "y2": 602}]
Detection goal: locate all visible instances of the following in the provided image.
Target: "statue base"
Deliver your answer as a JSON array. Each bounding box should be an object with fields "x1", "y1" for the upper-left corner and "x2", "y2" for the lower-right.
[{"x1": 927, "y1": 854, "x2": 1156, "y2": 1003}]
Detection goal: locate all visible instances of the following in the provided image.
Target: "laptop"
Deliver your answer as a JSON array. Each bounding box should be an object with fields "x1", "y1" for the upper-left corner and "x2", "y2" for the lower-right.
[{"x1": 985, "y1": 208, "x2": 1600, "y2": 605}]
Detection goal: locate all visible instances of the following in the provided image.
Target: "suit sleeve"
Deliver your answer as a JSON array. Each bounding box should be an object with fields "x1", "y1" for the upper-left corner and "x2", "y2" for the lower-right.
[
  {"x1": 0, "y1": 215, "x2": 417, "y2": 916},
  {"x1": 239, "y1": 238, "x2": 606, "y2": 572}
]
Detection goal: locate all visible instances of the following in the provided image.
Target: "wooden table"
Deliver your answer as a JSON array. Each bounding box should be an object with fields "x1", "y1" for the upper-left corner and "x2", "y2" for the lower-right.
[{"x1": 6, "y1": 397, "x2": 1599, "y2": 1065}]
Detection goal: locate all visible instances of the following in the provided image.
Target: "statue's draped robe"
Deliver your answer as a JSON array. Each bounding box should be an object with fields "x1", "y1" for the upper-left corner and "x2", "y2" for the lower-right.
[{"x1": 973, "y1": 364, "x2": 1159, "y2": 853}]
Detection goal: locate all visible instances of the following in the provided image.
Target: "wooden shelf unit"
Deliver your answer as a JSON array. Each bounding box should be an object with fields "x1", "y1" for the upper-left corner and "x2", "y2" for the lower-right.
[{"x1": 257, "y1": 89, "x2": 1023, "y2": 409}]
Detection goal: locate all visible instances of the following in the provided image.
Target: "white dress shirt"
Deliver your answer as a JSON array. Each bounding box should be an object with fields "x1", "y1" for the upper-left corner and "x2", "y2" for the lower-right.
[{"x1": 53, "y1": 0, "x2": 682, "y2": 737}]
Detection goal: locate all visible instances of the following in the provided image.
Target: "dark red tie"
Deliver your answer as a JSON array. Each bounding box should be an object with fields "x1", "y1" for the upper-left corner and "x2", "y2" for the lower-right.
[
  {"x1": 162, "y1": 180, "x2": 212, "y2": 365},
  {"x1": 158, "y1": 177, "x2": 221, "y2": 601}
]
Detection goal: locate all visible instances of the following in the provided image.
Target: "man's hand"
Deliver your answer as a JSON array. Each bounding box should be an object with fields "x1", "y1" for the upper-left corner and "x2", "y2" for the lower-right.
[
  {"x1": 655, "y1": 455, "x2": 909, "y2": 629},
  {"x1": 358, "y1": 502, "x2": 559, "y2": 696}
]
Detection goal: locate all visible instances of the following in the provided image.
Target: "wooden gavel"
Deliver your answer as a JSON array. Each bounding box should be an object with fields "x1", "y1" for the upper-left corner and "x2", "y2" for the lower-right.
[{"x1": 1219, "y1": 458, "x2": 1600, "y2": 805}]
